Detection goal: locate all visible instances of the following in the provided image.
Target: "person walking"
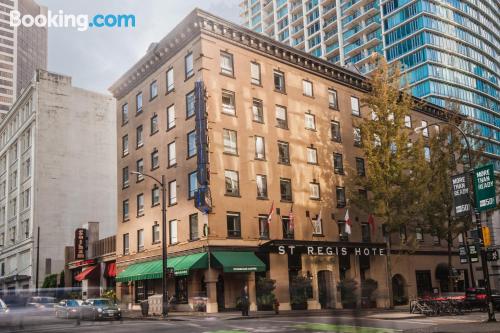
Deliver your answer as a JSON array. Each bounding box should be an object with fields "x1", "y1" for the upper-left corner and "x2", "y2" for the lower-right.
[{"x1": 241, "y1": 285, "x2": 249, "y2": 316}]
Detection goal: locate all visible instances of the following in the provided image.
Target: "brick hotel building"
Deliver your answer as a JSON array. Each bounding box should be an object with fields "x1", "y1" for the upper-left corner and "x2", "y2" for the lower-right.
[{"x1": 110, "y1": 9, "x2": 468, "y2": 312}]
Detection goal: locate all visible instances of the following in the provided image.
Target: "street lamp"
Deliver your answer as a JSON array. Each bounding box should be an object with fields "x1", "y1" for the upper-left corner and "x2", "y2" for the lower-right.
[
  {"x1": 130, "y1": 171, "x2": 168, "y2": 317},
  {"x1": 415, "y1": 121, "x2": 496, "y2": 322}
]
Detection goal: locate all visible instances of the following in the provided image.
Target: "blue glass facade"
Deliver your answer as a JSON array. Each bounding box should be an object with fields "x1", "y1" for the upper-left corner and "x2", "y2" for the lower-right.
[{"x1": 241, "y1": 0, "x2": 499, "y2": 168}]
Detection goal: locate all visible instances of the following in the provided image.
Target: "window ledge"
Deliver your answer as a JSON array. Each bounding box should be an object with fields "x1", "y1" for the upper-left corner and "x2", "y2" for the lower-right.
[
  {"x1": 313, "y1": 234, "x2": 325, "y2": 237},
  {"x1": 225, "y1": 193, "x2": 241, "y2": 198},
  {"x1": 220, "y1": 72, "x2": 235, "y2": 79}
]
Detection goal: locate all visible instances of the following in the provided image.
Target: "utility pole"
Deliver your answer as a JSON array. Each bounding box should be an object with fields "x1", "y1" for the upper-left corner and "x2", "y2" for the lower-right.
[{"x1": 35, "y1": 226, "x2": 40, "y2": 295}]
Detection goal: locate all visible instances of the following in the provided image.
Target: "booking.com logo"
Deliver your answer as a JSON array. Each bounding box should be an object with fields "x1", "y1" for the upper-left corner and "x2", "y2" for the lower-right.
[{"x1": 10, "y1": 10, "x2": 136, "y2": 31}]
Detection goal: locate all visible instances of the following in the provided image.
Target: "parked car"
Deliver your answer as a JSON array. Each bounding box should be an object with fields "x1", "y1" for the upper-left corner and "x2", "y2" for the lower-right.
[
  {"x1": 79, "y1": 299, "x2": 121, "y2": 320},
  {"x1": 26, "y1": 296, "x2": 57, "y2": 310},
  {"x1": 55, "y1": 299, "x2": 82, "y2": 319}
]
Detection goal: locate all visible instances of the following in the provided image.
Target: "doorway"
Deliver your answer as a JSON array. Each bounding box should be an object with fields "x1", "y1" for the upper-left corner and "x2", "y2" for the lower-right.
[
  {"x1": 216, "y1": 275, "x2": 224, "y2": 311},
  {"x1": 391, "y1": 274, "x2": 407, "y2": 305},
  {"x1": 415, "y1": 270, "x2": 433, "y2": 297},
  {"x1": 318, "y1": 270, "x2": 335, "y2": 309}
]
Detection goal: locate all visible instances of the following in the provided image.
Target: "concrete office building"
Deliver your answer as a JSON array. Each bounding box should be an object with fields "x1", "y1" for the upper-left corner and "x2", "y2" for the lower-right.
[
  {"x1": 240, "y1": 0, "x2": 499, "y2": 170},
  {"x1": 0, "y1": 0, "x2": 48, "y2": 113},
  {"x1": 111, "y1": 9, "x2": 469, "y2": 312},
  {"x1": 0, "y1": 70, "x2": 116, "y2": 292}
]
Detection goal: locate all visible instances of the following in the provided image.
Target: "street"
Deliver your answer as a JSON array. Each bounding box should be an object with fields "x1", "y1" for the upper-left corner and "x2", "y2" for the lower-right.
[{"x1": 0, "y1": 311, "x2": 498, "y2": 333}]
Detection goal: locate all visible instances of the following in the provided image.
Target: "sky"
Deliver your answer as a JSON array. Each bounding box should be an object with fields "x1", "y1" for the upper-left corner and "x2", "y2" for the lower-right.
[{"x1": 35, "y1": 0, "x2": 241, "y2": 95}]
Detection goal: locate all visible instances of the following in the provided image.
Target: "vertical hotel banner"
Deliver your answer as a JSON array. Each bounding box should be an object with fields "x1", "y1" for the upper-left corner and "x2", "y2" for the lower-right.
[
  {"x1": 473, "y1": 164, "x2": 497, "y2": 212},
  {"x1": 74, "y1": 228, "x2": 87, "y2": 260}
]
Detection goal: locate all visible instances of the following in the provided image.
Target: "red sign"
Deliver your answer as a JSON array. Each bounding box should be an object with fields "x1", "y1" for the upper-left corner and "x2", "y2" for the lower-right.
[
  {"x1": 74, "y1": 228, "x2": 87, "y2": 260},
  {"x1": 71, "y1": 259, "x2": 95, "y2": 268}
]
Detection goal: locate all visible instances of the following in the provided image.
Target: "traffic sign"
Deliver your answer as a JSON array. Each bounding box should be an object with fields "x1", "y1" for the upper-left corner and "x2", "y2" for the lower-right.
[
  {"x1": 459, "y1": 245, "x2": 468, "y2": 264},
  {"x1": 482, "y1": 226, "x2": 491, "y2": 247},
  {"x1": 487, "y1": 249, "x2": 499, "y2": 262},
  {"x1": 468, "y1": 244, "x2": 480, "y2": 263},
  {"x1": 473, "y1": 164, "x2": 497, "y2": 212},
  {"x1": 451, "y1": 172, "x2": 471, "y2": 216}
]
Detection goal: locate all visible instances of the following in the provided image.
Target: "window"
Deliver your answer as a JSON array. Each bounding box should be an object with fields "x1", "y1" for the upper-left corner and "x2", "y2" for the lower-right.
[
  {"x1": 305, "y1": 113, "x2": 316, "y2": 130},
  {"x1": 169, "y1": 180, "x2": 177, "y2": 205},
  {"x1": 259, "y1": 215, "x2": 269, "y2": 239},
  {"x1": 416, "y1": 227, "x2": 423, "y2": 242},
  {"x1": 169, "y1": 220, "x2": 178, "y2": 244},
  {"x1": 151, "y1": 114, "x2": 159, "y2": 134},
  {"x1": 166, "y1": 68, "x2": 174, "y2": 93},
  {"x1": 150, "y1": 80, "x2": 158, "y2": 99},
  {"x1": 399, "y1": 225, "x2": 407, "y2": 243},
  {"x1": 275, "y1": 105, "x2": 288, "y2": 128},
  {"x1": 227, "y1": 212, "x2": 241, "y2": 238},
  {"x1": 352, "y1": 222, "x2": 366, "y2": 244},
  {"x1": 189, "y1": 214, "x2": 198, "y2": 240},
  {"x1": 252, "y1": 99, "x2": 264, "y2": 123},
  {"x1": 273, "y1": 70, "x2": 285, "y2": 92},
  {"x1": 255, "y1": 136, "x2": 265, "y2": 159},
  {"x1": 136, "y1": 92, "x2": 143, "y2": 113},
  {"x1": 122, "y1": 166, "x2": 129, "y2": 188},
  {"x1": 186, "y1": 91, "x2": 195, "y2": 118},
  {"x1": 123, "y1": 199, "x2": 129, "y2": 220},
  {"x1": 328, "y1": 89, "x2": 338, "y2": 109},
  {"x1": 185, "y1": 52, "x2": 194, "y2": 78},
  {"x1": 152, "y1": 186, "x2": 160, "y2": 206},
  {"x1": 278, "y1": 141, "x2": 290, "y2": 164},
  {"x1": 251, "y1": 62, "x2": 261, "y2": 85},
  {"x1": 22, "y1": 158, "x2": 30, "y2": 179},
  {"x1": 310, "y1": 182, "x2": 320, "y2": 199},
  {"x1": 123, "y1": 233, "x2": 129, "y2": 254},
  {"x1": 338, "y1": 221, "x2": 348, "y2": 241},
  {"x1": 168, "y1": 141, "x2": 176, "y2": 167},
  {"x1": 313, "y1": 214, "x2": 322, "y2": 235},
  {"x1": 351, "y1": 96, "x2": 360, "y2": 116},
  {"x1": 256, "y1": 174, "x2": 268, "y2": 199},
  {"x1": 302, "y1": 80, "x2": 313, "y2": 96},
  {"x1": 187, "y1": 130, "x2": 197, "y2": 158},
  {"x1": 356, "y1": 157, "x2": 365, "y2": 176},
  {"x1": 307, "y1": 147, "x2": 318, "y2": 164},
  {"x1": 223, "y1": 129, "x2": 238, "y2": 154},
  {"x1": 333, "y1": 153, "x2": 344, "y2": 174},
  {"x1": 282, "y1": 216, "x2": 294, "y2": 239},
  {"x1": 136, "y1": 159, "x2": 144, "y2": 181},
  {"x1": 280, "y1": 178, "x2": 292, "y2": 201},
  {"x1": 122, "y1": 103, "x2": 129, "y2": 125},
  {"x1": 137, "y1": 229, "x2": 144, "y2": 252},
  {"x1": 221, "y1": 90, "x2": 236, "y2": 115},
  {"x1": 353, "y1": 127, "x2": 362, "y2": 146},
  {"x1": 136, "y1": 125, "x2": 143, "y2": 148},
  {"x1": 188, "y1": 171, "x2": 198, "y2": 199},
  {"x1": 404, "y1": 115, "x2": 412, "y2": 128},
  {"x1": 336, "y1": 187, "x2": 346, "y2": 207},
  {"x1": 331, "y1": 121, "x2": 341, "y2": 142},
  {"x1": 152, "y1": 224, "x2": 160, "y2": 243},
  {"x1": 150, "y1": 150, "x2": 159, "y2": 170},
  {"x1": 225, "y1": 170, "x2": 239, "y2": 196},
  {"x1": 167, "y1": 104, "x2": 175, "y2": 129},
  {"x1": 122, "y1": 135, "x2": 129, "y2": 155},
  {"x1": 137, "y1": 193, "x2": 144, "y2": 216},
  {"x1": 9, "y1": 171, "x2": 17, "y2": 191},
  {"x1": 220, "y1": 52, "x2": 234, "y2": 76},
  {"x1": 424, "y1": 146, "x2": 431, "y2": 161},
  {"x1": 421, "y1": 120, "x2": 429, "y2": 137}
]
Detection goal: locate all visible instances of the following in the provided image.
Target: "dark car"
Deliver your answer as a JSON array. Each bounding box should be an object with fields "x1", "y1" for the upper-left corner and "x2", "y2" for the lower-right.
[
  {"x1": 26, "y1": 296, "x2": 57, "y2": 309},
  {"x1": 80, "y1": 299, "x2": 121, "y2": 320},
  {"x1": 55, "y1": 299, "x2": 82, "y2": 319}
]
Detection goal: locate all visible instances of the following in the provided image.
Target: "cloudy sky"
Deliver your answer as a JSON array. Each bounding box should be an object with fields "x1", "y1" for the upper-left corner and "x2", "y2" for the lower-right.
[{"x1": 35, "y1": 0, "x2": 240, "y2": 94}]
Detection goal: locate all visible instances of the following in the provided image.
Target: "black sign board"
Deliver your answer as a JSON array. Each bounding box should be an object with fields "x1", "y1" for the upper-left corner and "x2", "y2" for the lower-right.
[
  {"x1": 487, "y1": 249, "x2": 499, "y2": 262},
  {"x1": 166, "y1": 267, "x2": 175, "y2": 279},
  {"x1": 459, "y1": 245, "x2": 468, "y2": 264},
  {"x1": 468, "y1": 244, "x2": 479, "y2": 263},
  {"x1": 451, "y1": 173, "x2": 471, "y2": 217},
  {"x1": 74, "y1": 228, "x2": 87, "y2": 260}
]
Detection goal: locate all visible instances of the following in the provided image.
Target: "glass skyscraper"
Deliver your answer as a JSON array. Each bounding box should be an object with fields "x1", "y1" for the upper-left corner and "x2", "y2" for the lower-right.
[{"x1": 240, "y1": 0, "x2": 499, "y2": 169}]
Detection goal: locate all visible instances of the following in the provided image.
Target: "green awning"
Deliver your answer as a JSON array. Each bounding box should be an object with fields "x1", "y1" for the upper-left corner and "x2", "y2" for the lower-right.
[
  {"x1": 211, "y1": 251, "x2": 266, "y2": 273},
  {"x1": 116, "y1": 253, "x2": 208, "y2": 282},
  {"x1": 175, "y1": 253, "x2": 208, "y2": 276}
]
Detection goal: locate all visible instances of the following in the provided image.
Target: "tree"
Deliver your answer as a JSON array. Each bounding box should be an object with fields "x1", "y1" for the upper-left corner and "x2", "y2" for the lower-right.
[{"x1": 348, "y1": 56, "x2": 429, "y2": 307}]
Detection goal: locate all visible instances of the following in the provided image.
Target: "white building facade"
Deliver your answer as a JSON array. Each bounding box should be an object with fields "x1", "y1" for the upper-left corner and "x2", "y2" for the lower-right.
[{"x1": 0, "y1": 70, "x2": 116, "y2": 292}]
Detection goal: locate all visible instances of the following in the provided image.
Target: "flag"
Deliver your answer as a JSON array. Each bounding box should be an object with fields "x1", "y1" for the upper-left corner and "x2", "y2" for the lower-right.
[
  {"x1": 345, "y1": 209, "x2": 352, "y2": 235},
  {"x1": 267, "y1": 201, "x2": 275, "y2": 225},
  {"x1": 315, "y1": 208, "x2": 323, "y2": 234},
  {"x1": 289, "y1": 204, "x2": 294, "y2": 232},
  {"x1": 368, "y1": 214, "x2": 375, "y2": 234}
]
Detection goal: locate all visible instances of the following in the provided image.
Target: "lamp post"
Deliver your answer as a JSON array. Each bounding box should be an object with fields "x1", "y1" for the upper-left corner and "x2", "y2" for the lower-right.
[
  {"x1": 415, "y1": 121, "x2": 495, "y2": 322},
  {"x1": 131, "y1": 171, "x2": 168, "y2": 317}
]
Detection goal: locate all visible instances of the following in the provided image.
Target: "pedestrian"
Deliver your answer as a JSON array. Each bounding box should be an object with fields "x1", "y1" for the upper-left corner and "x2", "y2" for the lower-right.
[{"x1": 240, "y1": 285, "x2": 249, "y2": 316}]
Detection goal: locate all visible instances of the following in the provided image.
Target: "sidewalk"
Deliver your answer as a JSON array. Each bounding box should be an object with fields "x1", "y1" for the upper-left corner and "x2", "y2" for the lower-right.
[
  {"x1": 406, "y1": 321, "x2": 500, "y2": 333},
  {"x1": 122, "y1": 307, "x2": 420, "y2": 321}
]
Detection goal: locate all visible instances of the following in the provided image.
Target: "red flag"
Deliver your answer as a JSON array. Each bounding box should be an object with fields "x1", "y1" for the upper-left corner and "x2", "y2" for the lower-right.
[
  {"x1": 345, "y1": 209, "x2": 352, "y2": 235},
  {"x1": 267, "y1": 201, "x2": 275, "y2": 225},
  {"x1": 368, "y1": 214, "x2": 375, "y2": 234}
]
